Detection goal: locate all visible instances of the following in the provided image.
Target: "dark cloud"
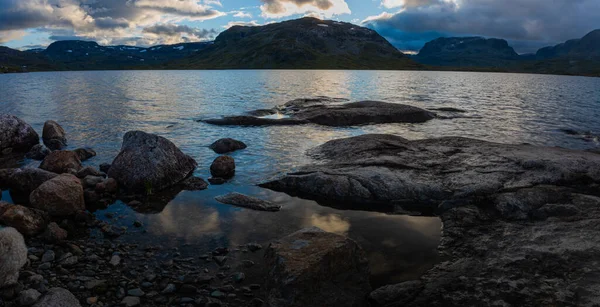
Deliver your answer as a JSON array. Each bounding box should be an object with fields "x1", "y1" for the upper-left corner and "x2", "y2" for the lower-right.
[
  {"x1": 365, "y1": 0, "x2": 600, "y2": 54},
  {"x1": 142, "y1": 24, "x2": 217, "y2": 41}
]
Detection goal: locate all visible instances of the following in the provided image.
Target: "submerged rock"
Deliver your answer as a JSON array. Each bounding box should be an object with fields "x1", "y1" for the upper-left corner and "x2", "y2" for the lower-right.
[
  {"x1": 30, "y1": 174, "x2": 85, "y2": 216},
  {"x1": 265, "y1": 227, "x2": 371, "y2": 307},
  {"x1": 0, "y1": 204, "x2": 47, "y2": 237},
  {"x1": 32, "y1": 287, "x2": 81, "y2": 307},
  {"x1": 0, "y1": 227, "x2": 27, "y2": 289},
  {"x1": 210, "y1": 156, "x2": 235, "y2": 179},
  {"x1": 108, "y1": 131, "x2": 197, "y2": 193},
  {"x1": 0, "y1": 114, "x2": 39, "y2": 153},
  {"x1": 209, "y1": 138, "x2": 247, "y2": 154},
  {"x1": 203, "y1": 99, "x2": 435, "y2": 127},
  {"x1": 42, "y1": 120, "x2": 67, "y2": 150},
  {"x1": 179, "y1": 176, "x2": 209, "y2": 191},
  {"x1": 39, "y1": 150, "x2": 83, "y2": 174},
  {"x1": 73, "y1": 147, "x2": 96, "y2": 161},
  {"x1": 215, "y1": 192, "x2": 281, "y2": 211},
  {"x1": 26, "y1": 144, "x2": 51, "y2": 160}
]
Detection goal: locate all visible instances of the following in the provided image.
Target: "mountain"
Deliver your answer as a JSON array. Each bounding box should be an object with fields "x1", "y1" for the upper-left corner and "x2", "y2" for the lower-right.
[
  {"x1": 413, "y1": 37, "x2": 520, "y2": 67},
  {"x1": 42, "y1": 40, "x2": 212, "y2": 70},
  {"x1": 536, "y1": 30, "x2": 600, "y2": 59},
  {"x1": 167, "y1": 17, "x2": 420, "y2": 70},
  {"x1": 0, "y1": 46, "x2": 56, "y2": 73}
]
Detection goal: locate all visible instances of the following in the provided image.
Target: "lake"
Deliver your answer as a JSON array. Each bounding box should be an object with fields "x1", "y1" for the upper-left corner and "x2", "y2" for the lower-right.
[{"x1": 0, "y1": 70, "x2": 599, "y2": 287}]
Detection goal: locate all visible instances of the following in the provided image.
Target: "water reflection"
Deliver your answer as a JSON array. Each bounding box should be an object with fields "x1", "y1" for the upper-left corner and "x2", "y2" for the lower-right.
[{"x1": 1, "y1": 70, "x2": 599, "y2": 286}]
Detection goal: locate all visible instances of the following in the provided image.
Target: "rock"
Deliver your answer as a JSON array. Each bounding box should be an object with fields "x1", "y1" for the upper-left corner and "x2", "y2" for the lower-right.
[
  {"x1": 42, "y1": 120, "x2": 67, "y2": 150},
  {"x1": 208, "y1": 177, "x2": 227, "y2": 185},
  {"x1": 121, "y1": 296, "x2": 141, "y2": 306},
  {"x1": 264, "y1": 227, "x2": 370, "y2": 307},
  {"x1": 26, "y1": 144, "x2": 50, "y2": 160},
  {"x1": 108, "y1": 131, "x2": 197, "y2": 193},
  {"x1": 0, "y1": 227, "x2": 27, "y2": 288},
  {"x1": 32, "y1": 288, "x2": 81, "y2": 307},
  {"x1": 210, "y1": 156, "x2": 235, "y2": 179},
  {"x1": 39, "y1": 151, "x2": 82, "y2": 174},
  {"x1": 42, "y1": 250, "x2": 55, "y2": 263},
  {"x1": 0, "y1": 114, "x2": 39, "y2": 153},
  {"x1": 75, "y1": 166, "x2": 104, "y2": 179},
  {"x1": 368, "y1": 281, "x2": 423, "y2": 307},
  {"x1": 0, "y1": 168, "x2": 58, "y2": 202},
  {"x1": 215, "y1": 193, "x2": 281, "y2": 212},
  {"x1": 109, "y1": 255, "x2": 121, "y2": 266},
  {"x1": 204, "y1": 100, "x2": 435, "y2": 127},
  {"x1": 29, "y1": 174, "x2": 85, "y2": 216},
  {"x1": 127, "y1": 288, "x2": 144, "y2": 297},
  {"x1": 41, "y1": 222, "x2": 68, "y2": 243},
  {"x1": 83, "y1": 175, "x2": 104, "y2": 188},
  {"x1": 178, "y1": 176, "x2": 208, "y2": 191},
  {"x1": 209, "y1": 138, "x2": 247, "y2": 154},
  {"x1": 161, "y1": 284, "x2": 176, "y2": 294},
  {"x1": 0, "y1": 205, "x2": 47, "y2": 237},
  {"x1": 18, "y1": 289, "x2": 41, "y2": 306},
  {"x1": 73, "y1": 148, "x2": 96, "y2": 162},
  {"x1": 99, "y1": 163, "x2": 111, "y2": 173}
]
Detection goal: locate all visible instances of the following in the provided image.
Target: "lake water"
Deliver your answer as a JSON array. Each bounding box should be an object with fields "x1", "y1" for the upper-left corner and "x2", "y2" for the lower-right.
[{"x1": 1, "y1": 70, "x2": 599, "y2": 287}]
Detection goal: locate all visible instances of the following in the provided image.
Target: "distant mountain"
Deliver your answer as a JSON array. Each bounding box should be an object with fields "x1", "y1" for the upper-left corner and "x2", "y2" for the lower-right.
[
  {"x1": 0, "y1": 46, "x2": 56, "y2": 73},
  {"x1": 536, "y1": 30, "x2": 600, "y2": 59},
  {"x1": 167, "y1": 17, "x2": 420, "y2": 70},
  {"x1": 42, "y1": 40, "x2": 212, "y2": 70},
  {"x1": 413, "y1": 37, "x2": 520, "y2": 67}
]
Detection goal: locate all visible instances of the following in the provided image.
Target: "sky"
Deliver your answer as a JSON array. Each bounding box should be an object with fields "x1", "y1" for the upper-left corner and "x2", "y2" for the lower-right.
[{"x1": 0, "y1": 0, "x2": 598, "y2": 54}]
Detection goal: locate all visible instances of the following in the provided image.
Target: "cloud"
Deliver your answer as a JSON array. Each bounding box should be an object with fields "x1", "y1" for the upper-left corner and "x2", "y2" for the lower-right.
[
  {"x1": 232, "y1": 11, "x2": 253, "y2": 18},
  {"x1": 260, "y1": 0, "x2": 351, "y2": 18},
  {"x1": 142, "y1": 24, "x2": 217, "y2": 44},
  {"x1": 366, "y1": 0, "x2": 600, "y2": 54},
  {"x1": 223, "y1": 20, "x2": 264, "y2": 29},
  {"x1": 0, "y1": 0, "x2": 225, "y2": 46}
]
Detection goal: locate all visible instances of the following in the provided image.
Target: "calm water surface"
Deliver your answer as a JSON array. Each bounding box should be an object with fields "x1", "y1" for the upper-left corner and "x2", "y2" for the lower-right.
[{"x1": 1, "y1": 70, "x2": 599, "y2": 286}]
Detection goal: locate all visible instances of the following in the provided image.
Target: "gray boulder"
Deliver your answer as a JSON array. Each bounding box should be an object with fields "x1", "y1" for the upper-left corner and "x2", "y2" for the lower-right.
[
  {"x1": 32, "y1": 287, "x2": 81, "y2": 307},
  {"x1": 30, "y1": 174, "x2": 85, "y2": 216},
  {"x1": 0, "y1": 227, "x2": 27, "y2": 288},
  {"x1": 0, "y1": 114, "x2": 39, "y2": 153},
  {"x1": 210, "y1": 156, "x2": 235, "y2": 179},
  {"x1": 39, "y1": 151, "x2": 83, "y2": 174},
  {"x1": 108, "y1": 131, "x2": 197, "y2": 193},
  {"x1": 209, "y1": 138, "x2": 247, "y2": 154},
  {"x1": 215, "y1": 193, "x2": 281, "y2": 211},
  {"x1": 26, "y1": 144, "x2": 50, "y2": 160},
  {"x1": 0, "y1": 168, "x2": 58, "y2": 202},
  {"x1": 42, "y1": 120, "x2": 67, "y2": 150},
  {"x1": 265, "y1": 227, "x2": 371, "y2": 307},
  {"x1": 73, "y1": 147, "x2": 96, "y2": 162}
]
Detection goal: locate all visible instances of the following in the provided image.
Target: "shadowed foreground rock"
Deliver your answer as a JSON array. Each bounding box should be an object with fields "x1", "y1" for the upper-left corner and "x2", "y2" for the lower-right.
[
  {"x1": 0, "y1": 227, "x2": 27, "y2": 289},
  {"x1": 30, "y1": 174, "x2": 85, "y2": 216},
  {"x1": 0, "y1": 168, "x2": 58, "y2": 203},
  {"x1": 203, "y1": 98, "x2": 435, "y2": 127},
  {"x1": 265, "y1": 227, "x2": 371, "y2": 307},
  {"x1": 0, "y1": 204, "x2": 47, "y2": 237},
  {"x1": 215, "y1": 192, "x2": 281, "y2": 211},
  {"x1": 32, "y1": 287, "x2": 81, "y2": 307},
  {"x1": 0, "y1": 114, "x2": 39, "y2": 153},
  {"x1": 108, "y1": 131, "x2": 197, "y2": 193},
  {"x1": 39, "y1": 150, "x2": 83, "y2": 174},
  {"x1": 262, "y1": 134, "x2": 600, "y2": 306}
]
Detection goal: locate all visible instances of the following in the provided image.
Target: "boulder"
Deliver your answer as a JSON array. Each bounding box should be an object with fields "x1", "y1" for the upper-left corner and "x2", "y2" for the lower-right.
[
  {"x1": 0, "y1": 114, "x2": 39, "y2": 153},
  {"x1": 179, "y1": 176, "x2": 208, "y2": 191},
  {"x1": 215, "y1": 193, "x2": 281, "y2": 211},
  {"x1": 73, "y1": 147, "x2": 96, "y2": 162},
  {"x1": 108, "y1": 131, "x2": 197, "y2": 193},
  {"x1": 26, "y1": 144, "x2": 50, "y2": 160},
  {"x1": 203, "y1": 116, "x2": 307, "y2": 126},
  {"x1": 42, "y1": 120, "x2": 67, "y2": 150},
  {"x1": 32, "y1": 287, "x2": 81, "y2": 307},
  {"x1": 0, "y1": 205, "x2": 47, "y2": 237},
  {"x1": 29, "y1": 174, "x2": 85, "y2": 216},
  {"x1": 265, "y1": 227, "x2": 371, "y2": 307},
  {"x1": 210, "y1": 156, "x2": 235, "y2": 179},
  {"x1": 41, "y1": 222, "x2": 68, "y2": 243},
  {"x1": 82, "y1": 175, "x2": 104, "y2": 188},
  {"x1": 39, "y1": 151, "x2": 82, "y2": 174},
  {"x1": 18, "y1": 289, "x2": 42, "y2": 306},
  {"x1": 99, "y1": 163, "x2": 111, "y2": 173},
  {"x1": 209, "y1": 138, "x2": 247, "y2": 154},
  {"x1": 0, "y1": 227, "x2": 27, "y2": 288},
  {"x1": 75, "y1": 166, "x2": 104, "y2": 179},
  {"x1": 0, "y1": 167, "x2": 58, "y2": 196}
]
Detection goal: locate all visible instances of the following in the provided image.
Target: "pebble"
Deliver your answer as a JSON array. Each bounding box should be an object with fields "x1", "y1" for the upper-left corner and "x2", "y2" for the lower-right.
[
  {"x1": 121, "y1": 296, "x2": 141, "y2": 307},
  {"x1": 86, "y1": 297, "x2": 98, "y2": 304},
  {"x1": 109, "y1": 255, "x2": 121, "y2": 266},
  {"x1": 17, "y1": 289, "x2": 41, "y2": 306},
  {"x1": 161, "y1": 284, "x2": 176, "y2": 294},
  {"x1": 211, "y1": 290, "x2": 225, "y2": 298},
  {"x1": 127, "y1": 288, "x2": 145, "y2": 297},
  {"x1": 41, "y1": 250, "x2": 55, "y2": 263}
]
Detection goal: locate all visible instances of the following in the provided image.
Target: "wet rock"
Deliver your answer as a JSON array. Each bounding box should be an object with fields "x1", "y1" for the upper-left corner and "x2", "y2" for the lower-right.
[
  {"x1": 39, "y1": 151, "x2": 83, "y2": 174},
  {"x1": 0, "y1": 227, "x2": 27, "y2": 288},
  {"x1": 428, "y1": 107, "x2": 467, "y2": 113},
  {"x1": 208, "y1": 177, "x2": 227, "y2": 185},
  {"x1": 41, "y1": 222, "x2": 68, "y2": 243},
  {"x1": 26, "y1": 144, "x2": 50, "y2": 160},
  {"x1": 18, "y1": 289, "x2": 42, "y2": 306},
  {"x1": 108, "y1": 131, "x2": 197, "y2": 193},
  {"x1": 0, "y1": 168, "x2": 58, "y2": 203},
  {"x1": 42, "y1": 120, "x2": 67, "y2": 150},
  {"x1": 82, "y1": 175, "x2": 104, "y2": 188},
  {"x1": 0, "y1": 114, "x2": 39, "y2": 153},
  {"x1": 99, "y1": 163, "x2": 111, "y2": 173},
  {"x1": 0, "y1": 205, "x2": 47, "y2": 237},
  {"x1": 30, "y1": 174, "x2": 85, "y2": 216},
  {"x1": 32, "y1": 287, "x2": 81, "y2": 307},
  {"x1": 265, "y1": 227, "x2": 371, "y2": 307},
  {"x1": 178, "y1": 176, "x2": 208, "y2": 191},
  {"x1": 73, "y1": 148, "x2": 96, "y2": 162},
  {"x1": 215, "y1": 193, "x2": 281, "y2": 212},
  {"x1": 210, "y1": 156, "x2": 235, "y2": 179},
  {"x1": 75, "y1": 166, "x2": 104, "y2": 179},
  {"x1": 204, "y1": 100, "x2": 435, "y2": 127},
  {"x1": 368, "y1": 281, "x2": 423, "y2": 307},
  {"x1": 209, "y1": 138, "x2": 247, "y2": 154}
]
